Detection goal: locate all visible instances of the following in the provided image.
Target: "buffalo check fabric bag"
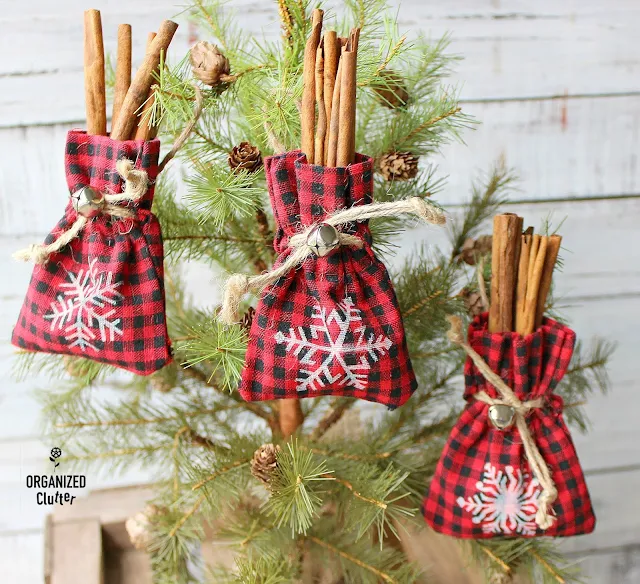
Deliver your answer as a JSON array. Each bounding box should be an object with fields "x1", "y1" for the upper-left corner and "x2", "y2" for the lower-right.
[
  {"x1": 237, "y1": 150, "x2": 418, "y2": 407},
  {"x1": 12, "y1": 130, "x2": 171, "y2": 375},
  {"x1": 423, "y1": 313, "x2": 595, "y2": 538}
]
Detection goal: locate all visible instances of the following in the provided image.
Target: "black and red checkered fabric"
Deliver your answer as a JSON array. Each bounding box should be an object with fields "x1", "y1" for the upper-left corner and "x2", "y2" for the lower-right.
[
  {"x1": 238, "y1": 150, "x2": 417, "y2": 407},
  {"x1": 12, "y1": 130, "x2": 171, "y2": 375},
  {"x1": 423, "y1": 313, "x2": 595, "y2": 538}
]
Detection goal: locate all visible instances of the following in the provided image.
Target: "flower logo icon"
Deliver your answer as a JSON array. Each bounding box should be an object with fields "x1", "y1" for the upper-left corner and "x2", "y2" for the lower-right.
[{"x1": 50, "y1": 447, "x2": 62, "y2": 471}]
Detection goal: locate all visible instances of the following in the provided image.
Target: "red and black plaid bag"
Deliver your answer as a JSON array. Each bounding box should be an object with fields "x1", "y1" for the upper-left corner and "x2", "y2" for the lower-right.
[
  {"x1": 12, "y1": 130, "x2": 171, "y2": 375},
  {"x1": 238, "y1": 150, "x2": 417, "y2": 407},
  {"x1": 423, "y1": 313, "x2": 595, "y2": 538}
]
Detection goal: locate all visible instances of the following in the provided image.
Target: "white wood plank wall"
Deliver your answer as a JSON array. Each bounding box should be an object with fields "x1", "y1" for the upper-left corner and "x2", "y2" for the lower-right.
[{"x1": 1, "y1": 1, "x2": 638, "y2": 582}]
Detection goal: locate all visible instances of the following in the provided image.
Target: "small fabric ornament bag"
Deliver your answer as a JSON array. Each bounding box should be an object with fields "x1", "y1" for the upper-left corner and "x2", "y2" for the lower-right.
[
  {"x1": 423, "y1": 313, "x2": 595, "y2": 538},
  {"x1": 221, "y1": 150, "x2": 444, "y2": 408},
  {"x1": 12, "y1": 130, "x2": 171, "y2": 375}
]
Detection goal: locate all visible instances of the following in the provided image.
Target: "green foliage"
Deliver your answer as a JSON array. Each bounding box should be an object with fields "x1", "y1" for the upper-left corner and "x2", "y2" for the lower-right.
[
  {"x1": 467, "y1": 538, "x2": 585, "y2": 584},
  {"x1": 186, "y1": 163, "x2": 265, "y2": 227},
  {"x1": 267, "y1": 440, "x2": 332, "y2": 535},
  {"x1": 232, "y1": 556, "x2": 296, "y2": 584},
  {"x1": 179, "y1": 319, "x2": 247, "y2": 391},
  {"x1": 448, "y1": 160, "x2": 516, "y2": 258},
  {"x1": 558, "y1": 338, "x2": 615, "y2": 432},
  {"x1": 21, "y1": 0, "x2": 613, "y2": 583}
]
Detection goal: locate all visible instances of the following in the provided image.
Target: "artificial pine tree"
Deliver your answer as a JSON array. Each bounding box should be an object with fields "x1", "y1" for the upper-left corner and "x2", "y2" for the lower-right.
[{"x1": 18, "y1": 1, "x2": 614, "y2": 582}]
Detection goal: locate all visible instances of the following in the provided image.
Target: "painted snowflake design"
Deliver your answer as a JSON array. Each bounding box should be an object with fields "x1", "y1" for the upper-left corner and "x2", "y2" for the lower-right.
[
  {"x1": 45, "y1": 258, "x2": 124, "y2": 351},
  {"x1": 274, "y1": 297, "x2": 392, "y2": 393},
  {"x1": 457, "y1": 462, "x2": 541, "y2": 535}
]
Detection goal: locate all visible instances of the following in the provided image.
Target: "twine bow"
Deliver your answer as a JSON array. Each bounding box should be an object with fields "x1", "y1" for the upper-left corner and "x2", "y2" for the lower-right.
[
  {"x1": 14, "y1": 85, "x2": 205, "y2": 265},
  {"x1": 14, "y1": 160, "x2": 149, "y2": 264},
  {"x1": 446, "y1": 315, "x2": 557, "y2": 530},
  {"x1": 219, "y1": 197, "x2": 446, "y2": 324}
]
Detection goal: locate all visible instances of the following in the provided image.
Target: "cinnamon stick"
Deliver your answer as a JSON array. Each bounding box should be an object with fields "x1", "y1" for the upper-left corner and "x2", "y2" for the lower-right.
[
  {"x1": 314, "y1": 44, "x2": 326, "y2": 165},
  {"x1": 300, "y1": 9, "x2": 323, "y2": 161},
  {"x1": 518, "y1": 235, "x2": 548, "y2": 335},
  {"x1": 489, "y1": 213, "x2": 521, "y2": 332},
  {"x1": 535, "y1": 234, "x2": 562, "y2": 328},
  {"x1": 112, "y1": 24, "x2": 132, "y2": 128},
  {"x1": 111, "y1": 20, "x2": 178, "y2": 141},
  {"x1": 279, "y1": 399, "x2": 304, "y2": 438},
  {"x1": 336, "y1": 44, "x2": 357, "y2": 166},
  {"x1": 515, "y1": 231, "x2": 532, "y2": 335},
  {"x1": 347, "y1": 29, "x2": 360, "y2": 158},
  {"x1": 326, "y1": 59, "x2": 342, "y2": 167},
  {"x1": 134, "y1": 32, "x2": 159, "y2": 141},
  {"x1": 323, "y1": 31, "x2": 339, "y2": 163},
  {"x1": 84, "y1": 9, "x2": 107, "y2": 135}
]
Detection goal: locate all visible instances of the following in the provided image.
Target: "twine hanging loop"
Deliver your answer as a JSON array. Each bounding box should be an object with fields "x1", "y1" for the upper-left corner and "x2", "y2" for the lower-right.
[
  {"x1": 14, "y1": 85, "x2": 205, "y2": 265},
  {"x1": 14, "y1": 159, "x2": 148, "y2": 264},
  {"x1": 219, "y1": 197, "x2": 445, "y2": 324}
]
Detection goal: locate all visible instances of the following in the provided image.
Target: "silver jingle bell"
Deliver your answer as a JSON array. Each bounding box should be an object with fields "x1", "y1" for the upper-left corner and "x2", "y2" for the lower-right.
[
  {"x1": 488, "y1": 404, "x2": 516, "y2": 431},
  {"x1": 306, "y1": 222, "x2": 340, "y2": 257},
  {"x1": 71, "y1": 186, "x2": 104, "y2": 218}
]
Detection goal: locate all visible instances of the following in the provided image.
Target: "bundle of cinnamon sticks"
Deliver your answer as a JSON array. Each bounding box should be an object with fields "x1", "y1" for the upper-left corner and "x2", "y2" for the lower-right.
[
  {"x1": 82, "y1": 9, "x2": 178, "y2": 140},
  {"x1": 301, "y1": 9, "x2": 360, "y2": 167},
  {"x1": 489, "y1": 213, "x2": 562, "y2": 335}
]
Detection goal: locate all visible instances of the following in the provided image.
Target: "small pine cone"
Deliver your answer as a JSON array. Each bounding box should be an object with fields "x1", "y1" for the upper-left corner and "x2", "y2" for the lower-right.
[
  {"x1": 125, "y1": 504, "x2": 164, "y2": 550},
  {"x1": 458, "y1": 235, "x2": 492, "y2": 266},
  {"x1": 459, "y1": 287, "x2": 485, "y2": 317},
  {"x1": 373, "y1": 70, "x2": 409, "y2": 109},
  {"x1": 490, "y1": 573, "x2": 513, "y2": 584},
  {"x1": 149, "y1": 362, "x2": 178, "y2": 393},
  {"x1": 241, "y1": 307, "x2": 256, "y2": 331},
  {"x1": 251, "y1": 443, "x2": 281, "y2": 487},
  {"x1": 190, "y1": 41, "x2": 231, "y2": 87},
  {"x1": 379, "y1": 152, "x2": 419, "y2": 181},
  {"x1": 229, "y1": 142, "x2": 263, "y2": 173}
]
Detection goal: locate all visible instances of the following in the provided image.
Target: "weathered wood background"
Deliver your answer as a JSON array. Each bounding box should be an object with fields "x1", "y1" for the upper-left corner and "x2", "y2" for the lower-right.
[{"x1": 2, "y1": 1, "x2": 639, "y2": 582}]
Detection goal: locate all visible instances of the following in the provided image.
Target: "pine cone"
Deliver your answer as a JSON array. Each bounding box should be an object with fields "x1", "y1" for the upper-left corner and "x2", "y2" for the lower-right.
[
  {"x1": 458, "y1": 235, "x2": 492, "y2": 266},
  {"x1": 190, "y1": 41, "x2": 231, "y2": 87},
  {"x1": 379, "y1": 152, "x2": 419, "y2": 181},
  {"x1": 228, "y1": 142, "x2": 263, "y2": 173},
  {"x1": 490, "y1": 573, "x2": 513, "y2": 584},
  {"x1": 459, "y1": 287, "x2": 485, "y2": 317},
  {"x1": 374, "y1": 70, "x2": 409, "y2": 109},
  {"x1": 149, "y1": 362, "x2": 178, "y2": 393},
  {"x1": 125, "y1": 504, "x2": 164, "y2": 550},
  {"x1": 241, "y1": 307, "x2": 256, "y2": 331},
  {"x1": 251, "y1": 443, "x2": 281, "y2": 487}
]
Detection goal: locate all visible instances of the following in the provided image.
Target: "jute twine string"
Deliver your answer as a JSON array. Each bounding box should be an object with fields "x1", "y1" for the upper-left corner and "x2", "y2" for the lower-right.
[
  {"x1": 14, "y1": 159, "x2": 149, "y2": 264},
  {"x1": 446, "y1": 314, "x2": 557, "y2": 530},
  {"x1": 219, "y1": 197, "x2": 445, "y2": 324},
  {"x1": 14, "y1": 86, "x2": 204, "y2": 265}
]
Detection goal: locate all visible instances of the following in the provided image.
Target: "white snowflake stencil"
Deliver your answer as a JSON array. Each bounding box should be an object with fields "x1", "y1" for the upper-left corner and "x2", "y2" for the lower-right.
[
  {"x1": 274, "y1": 297, "x2": 392, "y2": 393},
  {"x1": 45, "y1": 258, "x2": 124, "y2": 352},
  {"x1": 457, "y1": 462, "x2": 541, "y2": 535}
]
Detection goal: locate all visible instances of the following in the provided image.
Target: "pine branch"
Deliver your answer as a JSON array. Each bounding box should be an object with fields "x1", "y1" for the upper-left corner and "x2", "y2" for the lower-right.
[
  {"x1": 449, "y1": 161, "x2": 517, "y2": 258},
  {"x1": 530, "y1": 548, "x2": 567, "y2": 584},
  {"x1": 308, "y1": 535, "x2": 399, "y2": 583},
  {"x1": 163, "y1": 234, "x2": 265, "y2": 244},
  {"x1": 169, "y1": 495, "x2": 205, "y2": 538},
  {"x1": 54, "y1": 406, "x2": 238, "y2": 428},
  {"x1": 192, "y1": 458, "x2": 251, "y2": 491},
  {"x1": 179, "y1": 363, "x2": 274, "y2": 425},
  {"x1": 398, "y1": 105, "x2": 461, "y2": 149}
]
